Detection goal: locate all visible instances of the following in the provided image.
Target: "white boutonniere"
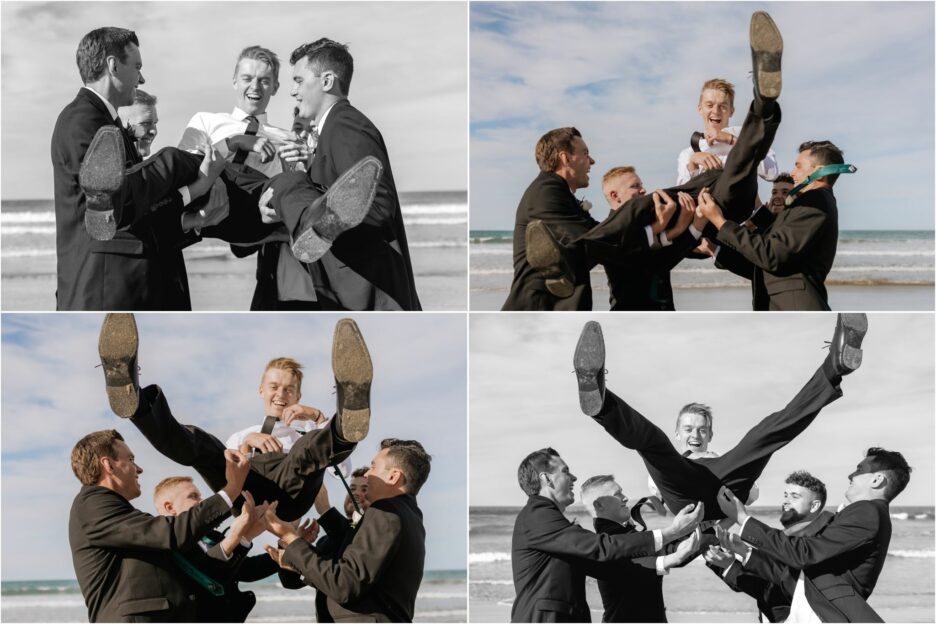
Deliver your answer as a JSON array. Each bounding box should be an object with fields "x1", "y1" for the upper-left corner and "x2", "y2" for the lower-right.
[{"x1": 579, "y1": 199, "x2": 592, "y2": 213}]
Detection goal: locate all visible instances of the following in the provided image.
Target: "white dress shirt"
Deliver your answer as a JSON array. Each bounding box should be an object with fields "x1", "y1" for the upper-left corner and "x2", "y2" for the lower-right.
[
  {"x1": 676, "y1": 125, "x2": 779, "y2": 186},
  {"x1": 226, "y1": 417, "x2": 353, "y2": 477},
  {"x1": 178, "y1": 108, "x2": 292, "y2": 178}
]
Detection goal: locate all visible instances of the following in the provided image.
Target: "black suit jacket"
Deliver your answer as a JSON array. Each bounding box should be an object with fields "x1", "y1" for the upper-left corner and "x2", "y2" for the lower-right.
[
  {"x1": 606, "y1": 229, "x2": 698, "y2": 311},
  {"x1": 503, "y1": 171, "x2": 601, "y2": 310},
  {"x1": 283, "y1": 493, "x2": 425, "y2": 622},
  {"x1": 310, "y1": 506, "x2": 357, "y2": 623},
  {"x1": 710, "y1": 511, "x2": 834, "y2": 622},
  {"x1": 51, "y1": 88, "x2": 197, "y2": 310},
  {"x1": 714, "y1": 187, "x2": 838, "y2": 310},
  {"x1": 592, "y1": 518, "x2": 666, "y2": 623},
  {"x1": 303, "y1": 98, "x2": 421, "y2": 311},
  {"x1": 740, "y1": 499, "x2": 891, "y2": 622},
  {"x1": 68, "y1": 485, "x2": 230, "y2": 622},
  {"x1": 510, "y1": 495, "x2": 656, "y2": 622}
]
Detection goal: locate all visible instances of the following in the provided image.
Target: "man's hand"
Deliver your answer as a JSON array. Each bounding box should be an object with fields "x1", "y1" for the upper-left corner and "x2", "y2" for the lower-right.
[
  {"x1": 182, "y1": 178, "x2": 230, "y2": 233},
  {"x1": 673, "y1": 526, "x2": 701, "y2": 563},
  {"x1": 704, "y1": 129, "x2": 735, "y2": 146},
  {"x1": 693, "y1": 237, "x2": 717, "y2": 258},
  {"x1": 263, "y1": 543, "x2": 298, "y2": 572},
  {"x1": 715, "y1": 523, "x2": 751, "y2": 559},
  {"x1": 313, "y1": 483, "x2": 331, "y2": 515},
  {"x1": 697, "y1": 188, "x2": 726, "y2": 230},
  {"x1": 703, "y1": 545, "x2": 735, "y2": 569},
  {"x1": 296, "y1": 517, "x2": 320, "y2": 544},
  {"x1": 228, "y1": 134, "x2": 277, "y2": 164},
  {"x1": 716, "y1": 486, "x2": 748, "y2": 525},
  {"x1": 258, "y1": 187, "x2": 280, "y2": 224},
  {"x1": 239, "y1": 432, "x2": 284, "y2": 455},
  {"x1": 188, "y1": 148, "x2": 228, "y2": 200},
  {"x1": 264, "y1": 502, "x2": 301, "y2": 545},
  {"x1": 277, "y1": 140, "x2": 311, "y2": 166},
  {"x1": 663, "y1": 191, "x2": 695, "y2": 241},
  {"x1": 687, "y1": 151, "x2": 723, "y2": 174},
  {"x1": 662, "y1": 501, "x2": 704, "y2": 543},
  {"x1": 651, "y1": 190, "x2": 678, "y2": 235},
  {"x1": 222, "y1": 449, "x2": 250, "y2": 501},
  {"x1": 281, "y1": 404, "x2": 325, "y2": 427}
]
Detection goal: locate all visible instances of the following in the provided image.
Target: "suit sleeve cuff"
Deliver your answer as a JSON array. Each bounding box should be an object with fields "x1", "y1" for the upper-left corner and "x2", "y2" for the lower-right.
[
  {"x1": 179, "y1": 185, "x2": 192, "y2": 207},
  {"x1": 656, "y1": 556, "x2": 669, "y2": 576},
  {"x1": 652, "y1": 529, "x2": 663, "y2": 552}
]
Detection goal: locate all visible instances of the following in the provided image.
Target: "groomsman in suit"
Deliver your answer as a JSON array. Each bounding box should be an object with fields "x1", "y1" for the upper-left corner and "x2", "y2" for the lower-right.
[
  {"x1": 704, "y1": 471, "x2": 834, "y2": 622},
  {"x1": 52, "y1": 27, "x2": 227, "y2": 310},
  {"x1": 717, "y1": 448, "x2": 911, "y2": 622},
  {"x1": 581, "y1": 475, "x2": 701, "y2": 622},
  {"x1": 264, "y1": 439, "x2": 432, "y2": 622},
  {"x1": 509, "y1": 448, "x2": 703, "y2": 622},
  {"x1": 698, "y1": 140, "x2": 844, "y2": 310},
  {"x1": 262, "y1": 38, "x2": 421, "y2": 310},
  {"x1": 97, "y1": 313, "x2": 371, "y2": 522},
  {"x1": 573, "y1": 313, "x2": 868, "y2": 522},
  {"x1": 68, "y1": 429, "x2": 249, "y2": 622}
]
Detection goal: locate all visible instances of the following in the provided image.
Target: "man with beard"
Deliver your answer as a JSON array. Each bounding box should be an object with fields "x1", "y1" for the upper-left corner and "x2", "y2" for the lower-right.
[
  {"x1": 509, "y1": 448, "x2": 703, "y2": 622},
  {"x1": 704, "y1": 471, "x2": 833, "y2": 622}
]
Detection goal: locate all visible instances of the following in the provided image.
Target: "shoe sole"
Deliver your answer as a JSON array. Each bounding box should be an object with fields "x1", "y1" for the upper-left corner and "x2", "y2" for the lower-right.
[
  {"x1": 292, "y1": 156, "x2": 383, "y2": 263},
  {"x1": 574, "y1": 321, "x2": 605, "y2": 416},
  {"x1": 526, "y1": 220, "x2": 575, "y2": 298},
  {"x1": 332, "y1": 319, "x2": 373, "y2": 443},
  {"x1": 838, "y1": 313, "x2": 868, "y2": 372},
  {"x1": 80, "y1": 126, "x2": 126, "y2": 241},
  {"x1": 750, "y1": 11, "x2": 783, "y2": 100},
  {"x1": 98, "y1": 313, "x2": 139, "y2": 418}
]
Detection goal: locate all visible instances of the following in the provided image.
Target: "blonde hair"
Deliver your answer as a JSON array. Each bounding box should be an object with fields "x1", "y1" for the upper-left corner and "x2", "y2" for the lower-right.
[
  {"x1": 699, "y1": 78, "x2": 735, "y2": 108},
  {"x1": 602, "y1": 166, "x2": 636, "y2": 187},
  {"x1": 153, "y1": 476, "x2": 194, "y2": 506},
  {"x1": 262, "y1": 357, "x2": 304, "y2": 392}
]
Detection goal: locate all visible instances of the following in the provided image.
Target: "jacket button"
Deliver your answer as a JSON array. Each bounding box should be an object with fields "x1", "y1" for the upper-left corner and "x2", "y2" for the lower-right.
[{"x1": 188, "y1": 594, "x2": 196, "y2": 601}]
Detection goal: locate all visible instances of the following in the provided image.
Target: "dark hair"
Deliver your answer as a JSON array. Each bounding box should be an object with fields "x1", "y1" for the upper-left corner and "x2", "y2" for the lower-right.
[
  {"x1": 351, "y1": 467, "x2": 368, "y2": 479},
  {"x1": 785, "y1": 470, "x2": 827, "y2": 508},
  {"x1": 76, "y1": 27, "x2": 139, "y2": 84},
  {"x1": 866, "y1": 447, "x2": 912, "y2": 502},
  {"x1": 676, "y1": 403, "x2": 713, "y2": 430},
  {"x1": 535, "y1": 127, "x2": 581, "y2": 173},
  {"x1": 290, "y1": 38, "x2": 353, "y2": 95},
  {"x1": 517, "y1": 447, "x2": 560, "y2": 496},
  {"x1": 773, "y1": 172, "x2": 794, "y2": 186},
  {"x1": 71, "y1": 429, "x2": 124, "y2": 485},
  {"x1": 234, "y1": 45, "x2": 280, "y2": 86},
  {"x1": 798, "y1": 140, "x2": 845, "y2": 186},
  {"x1": 380, "y1": 438, "x2": 431, "y2": 495}
]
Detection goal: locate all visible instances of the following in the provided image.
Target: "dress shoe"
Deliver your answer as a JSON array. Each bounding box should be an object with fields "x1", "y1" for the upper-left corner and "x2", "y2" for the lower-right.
[
  {"x1": 750, "y1": 11, "x2": 783, "y2": 101},
  {"x1": 573, "y1": 321, "x2": 606, "y2": 416},
  {"x1": 291, "y1": 156, "x2": 383, "y2": 263},
  {"x1": 826, "y1": 313, "x2": 868, "y2": 376},
  {"x1": 79, "y1": 126, "x2": 126, "y2": 241},
  {"x1": 98, "y1": 313, "x2": 140, "y2": 418},
  {"x1": 332, "y1": 319, "x2": 373, "y2": 443},
  {"x1": 526, "y1": 220, "x2": 574, "y2": 298}
]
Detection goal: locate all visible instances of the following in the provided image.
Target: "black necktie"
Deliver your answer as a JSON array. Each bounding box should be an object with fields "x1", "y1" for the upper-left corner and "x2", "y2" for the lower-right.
[
  {"x1": 232, "y1": 115, "x2": 259, "y2": 165},
  {"x1": 253, "y1": 415, "x2": 278, "y2": 455}
]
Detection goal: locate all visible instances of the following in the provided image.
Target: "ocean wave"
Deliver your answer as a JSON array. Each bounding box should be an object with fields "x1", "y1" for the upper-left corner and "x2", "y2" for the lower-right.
[
  {"x1": 417, "y1": 592, "x2": 467, "y2": 599},
  {"x1": 836, "y1": 250, "x2": 935, "y2": 257},
  {"x1": 470, "y1": 247, "x2": 513, "y2": 255},
  {"x1": 469, "y1": 579, "x2": 514, "y2": 585},
  {"x1": 2, "y1": 226, "x2": 55, "y2": 235},
  {"x1": 401, "y1": 204, "x2": 467, "y2": 215},
  {"x1": 416, "y1": 610, "x2": 468, "y2": 618},
  {"x1": 405, "y1": 217, "x2": 467, "y2": 225},
  {"x1": 2, "y1": 597, "x2": 86, "y2": 608},
  {"x1": 469, "y1": 551, "x2": 512, "y2": 563},
  {"x1": 1, "y1": 211, "x2": 54, "y2": 223},
  {"x1": 888, "y1": 549, "x2": 935, "y2": 558}
]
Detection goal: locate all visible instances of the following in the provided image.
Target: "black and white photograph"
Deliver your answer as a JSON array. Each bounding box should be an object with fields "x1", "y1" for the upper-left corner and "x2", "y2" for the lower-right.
[
  {"x1": 1, "y1": 313, "x2": 467, "y2": 622},
  {"x1": 1, "y1": 1, "x2": 468, "y2": 311},
  {"x1": 469, "y1": 2, "x2": 935, "y2": 311},
  {"x1": 469, "y1": 313, "x2": 934, "y2": 622}
]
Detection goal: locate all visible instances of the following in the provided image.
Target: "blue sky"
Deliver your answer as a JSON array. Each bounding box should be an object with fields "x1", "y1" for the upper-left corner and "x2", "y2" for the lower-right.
[
  {"x1": 0, "y1": 1, "x2": 467, "y2": 198},
  {"x1": 470, "y1": 2, "x2": 935, "y2": 230},
  {"x1": 1, "y1": 313, "x2": 467, "y2": 580},
  {"x1": 470, "y1": 313, "x2": 934, "y2": 508}
]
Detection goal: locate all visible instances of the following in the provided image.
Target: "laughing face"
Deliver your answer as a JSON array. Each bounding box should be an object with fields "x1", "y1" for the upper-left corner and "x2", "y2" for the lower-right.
[
  {"x1": 698, "y1": 88, "x2": 734, "y2": 136},
  {"x1": 546, "y1": 457, "x2": 577, "y2": 509},
  {"x1": 233, "y1": 58, "x2": 278, "y2": 116},
  {"x1": 675, "y1": 411, "x2": 712, "y2": 455},
  {"x1": 258, "y1": 367, "x2": 300, "y2": 418},
  {"x1": 780, "y1": 483, "x2": 820, "y2": 527}
]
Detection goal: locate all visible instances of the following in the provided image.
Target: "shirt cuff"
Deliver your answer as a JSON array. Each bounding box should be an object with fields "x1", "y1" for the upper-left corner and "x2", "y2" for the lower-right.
[
  {"x1": 659, "y1": 232, "x2": 673, "y2": 247},
  {"x1": 179, "y1": 186, "x2": 192, "y2": 207},
  {"x1": 655, "y1": 556, "x2": 669, "y2": 576},
  {"x1": 218, "y1": 489, "x2": 234, "y2": 508},
  {"x1": 688, "y1": 224, "x2": 703, "y2": 239},
  {"x1": 651, "y1": 529, "x2": 663, "y2": 552},
  {"x1": 644, "y1": 225, "x2": 655, "y2": 248},
  {"x1": 713, "y1": 245, "x2": 722, "y2": 259}
]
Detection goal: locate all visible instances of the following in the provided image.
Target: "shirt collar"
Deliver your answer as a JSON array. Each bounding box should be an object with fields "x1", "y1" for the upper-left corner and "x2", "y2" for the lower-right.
[
  {"x1": 82, "y1": 86, "x2": 119, "y2": 122},
  {"x1": 316, "y1": 100, "x2": 340, "y2": 134},
  {"x1": 232, "y1": 107, "x2": 268, "y2": 125}
]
